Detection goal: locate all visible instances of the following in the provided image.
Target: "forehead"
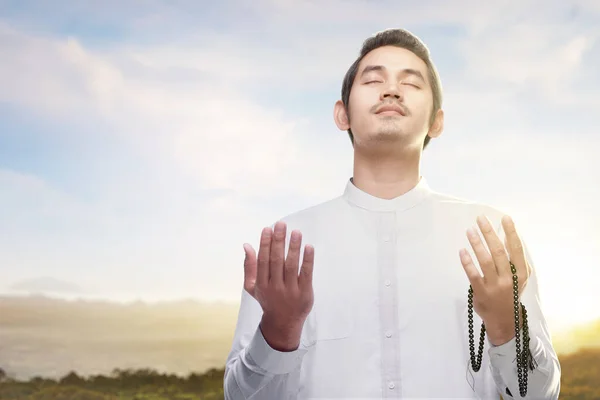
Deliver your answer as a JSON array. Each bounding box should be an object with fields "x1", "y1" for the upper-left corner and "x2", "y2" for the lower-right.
[{"x1": 357, "y1": 46, "x2": 428, "y2": 77}]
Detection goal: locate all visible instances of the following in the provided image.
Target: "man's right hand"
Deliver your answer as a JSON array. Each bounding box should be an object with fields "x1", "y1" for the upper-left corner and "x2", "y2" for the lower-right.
[{"x1": 243, "y1": 221, "x2": 315, "y2": 352}]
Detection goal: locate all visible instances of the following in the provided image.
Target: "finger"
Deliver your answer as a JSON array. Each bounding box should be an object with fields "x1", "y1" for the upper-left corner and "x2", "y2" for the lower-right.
[
  {"x1": 298, "y1": 244, "x2": 315, "y2": 291},
  {"x1": 501, "y1": 215, "x2": 528, "y2": 282},
  {"x1": 503, "y1": 234, "x2": 530, "y2": 297},
  {"x1": 476, "y1": 215, "x2": 510, "y2": 277},
  {"x1": 284, "y1": 230, "x2": 302, "y2": 289},
  {"x1": 459, "y1": 248, "x2": 484, "y2": 292},
  {"x1": 243, "y1": 243, "x2": 257, "y2": 294},
  {"x1": 256, "y1": 227, "x2": 272, "y2": 287},
  {"x1": 466, "y1": 226, "x2": 497, "y2": 283},
  {"x1": 269, "y1": 221, "x2": 287, "y2": 284}
]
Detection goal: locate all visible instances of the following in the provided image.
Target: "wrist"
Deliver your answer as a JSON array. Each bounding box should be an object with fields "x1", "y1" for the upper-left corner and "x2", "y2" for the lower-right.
[
  {"x1": 486, "y1": 320, "x2": 522, "y2": 346},
  {"x1": 485, "y1": 306, "x2": 526, "y2": 346},
  {"x1": 259, "y1": 313, "x2": 304, "y2": 352},
  {"x1": 487, "y1": 329, "x2": 515, "y2": 346}
]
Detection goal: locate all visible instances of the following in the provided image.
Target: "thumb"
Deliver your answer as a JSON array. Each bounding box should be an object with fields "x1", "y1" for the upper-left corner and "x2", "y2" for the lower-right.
[{"x1": 243, "y1": 243, "x2": 257, "y2": 293}]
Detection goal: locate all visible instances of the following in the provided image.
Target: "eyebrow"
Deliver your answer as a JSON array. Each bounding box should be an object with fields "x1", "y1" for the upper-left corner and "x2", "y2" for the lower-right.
[{"x1": 359, "y1": 65, "x2": 426, "y2": 83}]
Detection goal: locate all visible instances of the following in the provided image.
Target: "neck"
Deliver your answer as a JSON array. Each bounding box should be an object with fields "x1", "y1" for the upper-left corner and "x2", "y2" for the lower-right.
[{"x1": 352, "y1": 147, "x2": 422, "y2": 200}]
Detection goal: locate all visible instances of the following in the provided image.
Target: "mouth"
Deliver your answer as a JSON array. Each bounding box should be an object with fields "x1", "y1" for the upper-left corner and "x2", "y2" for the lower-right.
[
  {"x1": 377, "y1": 110, "x2": 403, "y2": 116},
  {"x1": 375, "y1": 104, "x2": 406, "y2": 116}
]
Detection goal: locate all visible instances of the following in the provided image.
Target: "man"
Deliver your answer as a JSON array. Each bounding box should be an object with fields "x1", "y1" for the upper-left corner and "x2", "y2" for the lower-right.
[{"x1": 223, "y1": 29, "x2": 561, "y2": 399}]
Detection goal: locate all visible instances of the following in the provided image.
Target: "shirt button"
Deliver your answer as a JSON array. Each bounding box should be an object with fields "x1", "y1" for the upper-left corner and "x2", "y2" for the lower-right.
[
  {"x1": 382, "y1": 235, "x2": 391, "y2": 242},
  {"x1": 388, "y1": 382, "x2": 395, "y2": 389},
  {"x1": 385, "y1": 331, "x2": 392, "y2": 338},
  {"x1": 384, "y1": 279, "x2": 391, "y2": 287}
]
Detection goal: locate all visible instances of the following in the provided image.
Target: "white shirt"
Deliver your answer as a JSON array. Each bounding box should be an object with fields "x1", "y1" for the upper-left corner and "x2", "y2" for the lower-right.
[{"x1": 224, "y1": 177, "x2": 561, "y2": 399}]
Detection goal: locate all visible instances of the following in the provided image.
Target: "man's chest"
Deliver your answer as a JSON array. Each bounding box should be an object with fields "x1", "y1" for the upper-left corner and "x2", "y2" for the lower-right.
[
  {"x1": 302, "y1": 222, "x2": 477, "y2": 344},
  {"x1": 298, "y1": 229, "x2": 484, "y2": 399}
]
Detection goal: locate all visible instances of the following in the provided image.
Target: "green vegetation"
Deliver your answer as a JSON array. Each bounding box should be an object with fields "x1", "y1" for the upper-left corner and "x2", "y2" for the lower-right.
[
  {"x1": 558, "y1": 347, "x2": 600, "y2": 399},
  {"x1": 0, "y1": 367, "x2": 225, "y2": 400}
]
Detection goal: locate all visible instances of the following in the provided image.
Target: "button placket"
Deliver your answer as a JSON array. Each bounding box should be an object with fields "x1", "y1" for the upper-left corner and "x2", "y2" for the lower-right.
[{"x1": 378, "y1": 212, "x2": 400, "y2": 397}]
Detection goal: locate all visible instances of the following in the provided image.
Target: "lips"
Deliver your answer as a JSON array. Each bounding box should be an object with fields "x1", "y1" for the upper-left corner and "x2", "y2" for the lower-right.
[{"x1": 376, "y1": 104, "x2": 406, "y2": 116}]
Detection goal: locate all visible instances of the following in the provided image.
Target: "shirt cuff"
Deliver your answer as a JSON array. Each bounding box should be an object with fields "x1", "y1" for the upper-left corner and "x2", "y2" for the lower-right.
[
  {"x1": 488, "y1": 332, "x2": 541, "y2": 371},
  {"x1": 245, "y1": 325, "x2": 309, "y2": 375}
]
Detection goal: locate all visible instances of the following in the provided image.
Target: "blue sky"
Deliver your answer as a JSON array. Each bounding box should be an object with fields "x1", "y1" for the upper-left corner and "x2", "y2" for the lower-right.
[{"x1": 0, "y1": 0, "x2": 599, "y2": 331}]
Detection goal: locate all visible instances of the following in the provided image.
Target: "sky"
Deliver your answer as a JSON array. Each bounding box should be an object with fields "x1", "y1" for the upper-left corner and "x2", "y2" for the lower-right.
[{"x1": 0, "y1": 0, "x2": 599, "y2": 332}]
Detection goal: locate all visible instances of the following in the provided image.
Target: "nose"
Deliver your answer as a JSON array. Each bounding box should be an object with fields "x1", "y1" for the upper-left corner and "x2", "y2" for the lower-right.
[{"x1": 381, "y1": 84, "x2": 403, "y2": 101}]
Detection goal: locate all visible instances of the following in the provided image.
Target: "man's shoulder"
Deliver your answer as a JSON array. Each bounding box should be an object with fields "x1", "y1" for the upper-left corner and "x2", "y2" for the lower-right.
[
  {"x1": 275, "y1": 195, "x2": 346, "y2": 227},
  {"x1": 428, "y1": 190, "x2": 508, "y2": 224}
]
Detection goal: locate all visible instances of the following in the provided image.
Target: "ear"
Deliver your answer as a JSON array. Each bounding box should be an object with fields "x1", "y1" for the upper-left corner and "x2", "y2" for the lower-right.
[
  {"x1": 334, "y1": 100, "x2": 350, "y2": 131},
  {"x1": 427, "y1": 109, "x2": 444, "y2": 139}
]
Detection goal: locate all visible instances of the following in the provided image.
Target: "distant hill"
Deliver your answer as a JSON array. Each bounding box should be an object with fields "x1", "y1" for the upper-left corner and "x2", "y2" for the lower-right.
[
  {"x1": 7, "y1": 277, "x2": 84, "y2": 295},
  {"x1": 0, "y1": 295, "x2": 240, "y2": 380}
]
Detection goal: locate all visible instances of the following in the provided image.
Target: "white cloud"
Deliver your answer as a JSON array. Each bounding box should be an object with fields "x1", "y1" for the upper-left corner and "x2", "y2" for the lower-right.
[
  {"x1": 0, "y1": 20, "x2": 359, "y2": 201},
  {"x1": 457, "y1": 24, "x2": 598, "y2": 105},
  {"x1": 0, "y1": 19, "x2": 356, "y2": 301},
  {"x1": 0, "y1": 24, "x2": 132, "y2": 126}
]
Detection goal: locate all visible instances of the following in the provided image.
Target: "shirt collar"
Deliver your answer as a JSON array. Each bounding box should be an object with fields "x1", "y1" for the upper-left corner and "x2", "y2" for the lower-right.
[{"x1": 343, "y1": 176, "x2": 432, "y2": 212}]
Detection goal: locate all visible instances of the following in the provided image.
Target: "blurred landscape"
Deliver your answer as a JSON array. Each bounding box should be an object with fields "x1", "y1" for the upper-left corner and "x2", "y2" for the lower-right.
[
  {"x1": 0, "y1": 295, "x2": 238, "y2": 381},
  {"x1": 0, "y1": 295, "x2": 598, "y2": 399}
]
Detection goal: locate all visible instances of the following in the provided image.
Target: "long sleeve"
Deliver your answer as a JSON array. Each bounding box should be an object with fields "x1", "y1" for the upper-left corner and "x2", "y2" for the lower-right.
[
  {"x1": 223, "y1": 289, "x2": 309, "y2": 400},
  {"x1": 488, "y1": 232, "x2": 561, "y2": 399}
]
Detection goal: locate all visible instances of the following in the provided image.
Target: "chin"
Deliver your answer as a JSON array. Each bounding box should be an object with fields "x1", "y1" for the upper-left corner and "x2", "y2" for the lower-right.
[
  {"x1": 372, "y1": 129, "x2": 406, "y2": 141},
  {"x1": 357, "y1": 130, "x2": 421, "y2": 150}
]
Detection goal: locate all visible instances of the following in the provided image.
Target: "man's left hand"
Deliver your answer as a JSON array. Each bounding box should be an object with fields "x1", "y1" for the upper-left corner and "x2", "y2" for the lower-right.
[{"x1": 459, "y1": 214, "x2": 532, "y2": 346}]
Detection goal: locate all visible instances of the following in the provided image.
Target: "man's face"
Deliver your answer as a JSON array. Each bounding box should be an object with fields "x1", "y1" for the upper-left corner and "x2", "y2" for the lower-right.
[{"x1": 345, "y1": 46, "x2": 436, "y2": 148}]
